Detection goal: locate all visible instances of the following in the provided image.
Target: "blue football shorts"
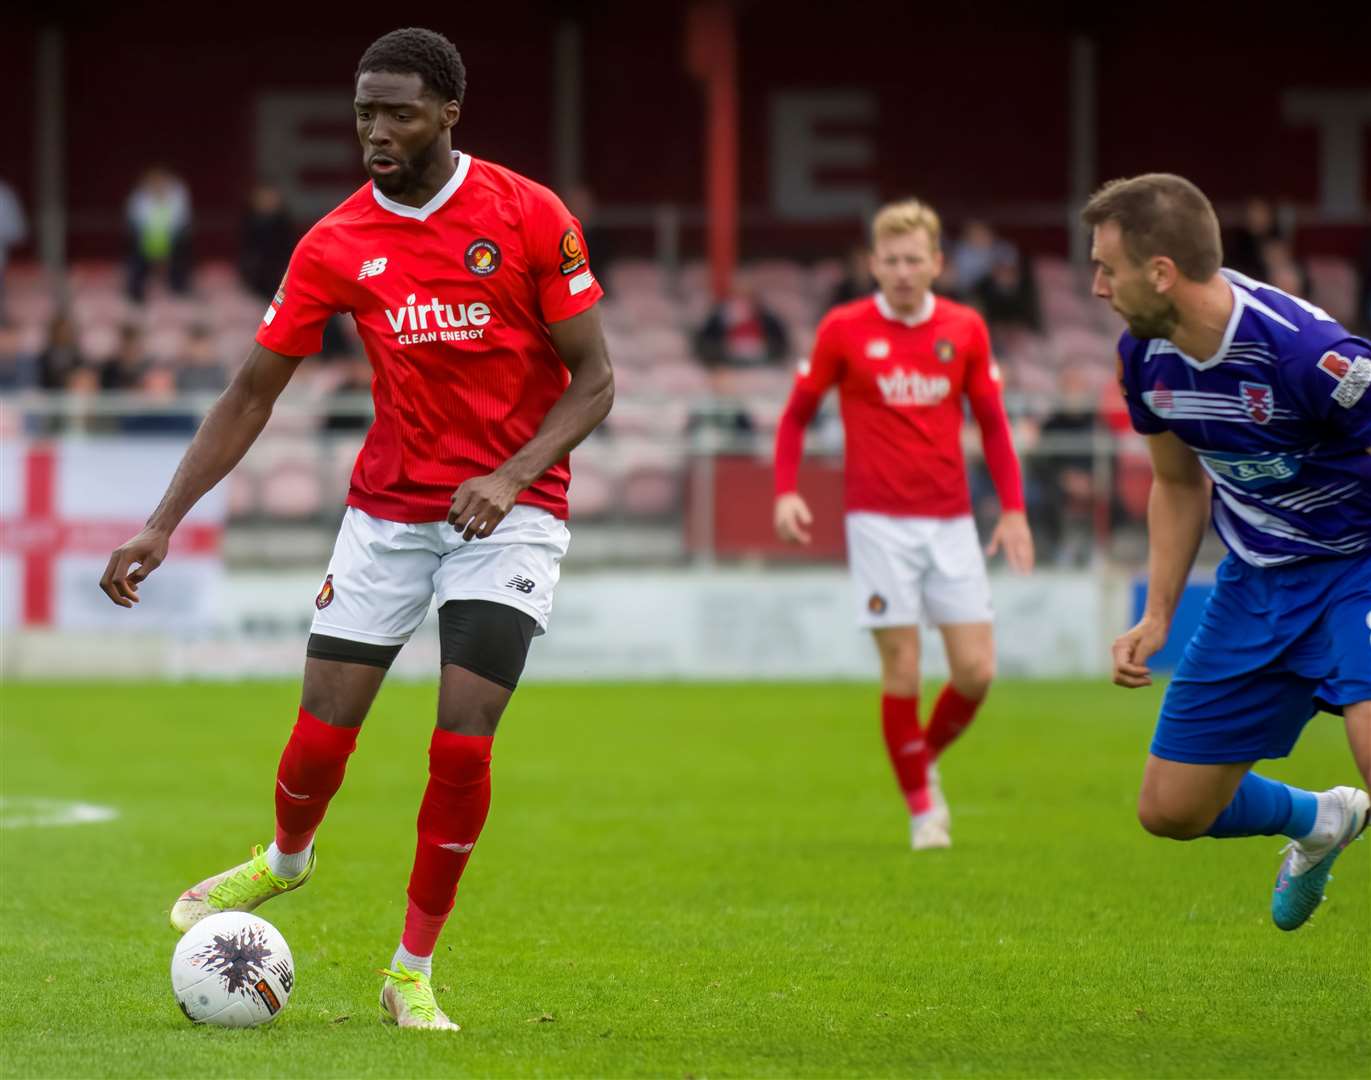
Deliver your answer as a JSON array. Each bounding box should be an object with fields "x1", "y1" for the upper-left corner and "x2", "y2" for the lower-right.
[{"x1": 1151, "y1": 552, "x2": 1371, "y2": 765}]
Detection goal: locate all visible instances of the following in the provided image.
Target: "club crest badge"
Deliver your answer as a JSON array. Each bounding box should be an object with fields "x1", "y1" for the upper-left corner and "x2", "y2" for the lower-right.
[
  {"x1": 464, "y1": 239, "x2": 501, "y2": 277},
  {"x1": 1239, "y1": 381, "x2": 1274, "y2": 425},
  {"x1": 314, "y1": 574, "x2": 334, "y2": 610}
]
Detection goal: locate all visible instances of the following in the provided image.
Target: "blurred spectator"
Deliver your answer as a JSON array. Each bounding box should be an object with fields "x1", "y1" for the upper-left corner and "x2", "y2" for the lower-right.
[
  {"x1": 686, "y1": 368, "x2": 759, "y2": 444},
  {"x1": 826, "y1": 243, "x2": 874, "y2": 310},
  {"x1": 36, "y1": 312, "x2": 86, "y2": 391},
  {"x1": 0, "y1": 320, "x2": 31, "y2": 389},
  {"x1": 43, "y1": 363, "x2": 105, "y2": 435},
  {"x1": 126, "y1": 166, "x2": 193, "y2": 302},
  {"x1": 320, "y1": 315, "x2": 354, "y2": 361},
  {"x1": 688, "y1": 283, "x2": 789, "y2": 443},
  {"x1": 120, "y1": 364, "x2": 199, "y2": 435},
  {"x1": 175, "y1": 323, "x2": 229, "y2": 394},
  {"x1": 99, "y1": 323, "x2": 152, "y2": 391},
  {"x1": 567, "y1": 185, "x2": 615, "y2": 283},
  {"x1": 973, "y1": 249, "x2": 1041, "y2": 338},
  {"x1": 693, "y1": 284, "x2": 790, "y2": 370},
  {"x1": 323, "y1": 357, "x2": 375, "y2": 433},
  {"x1": 1227, "y1": 197, "x2": 1282, "y2": 281},
  {"x1": 949, "y1": 220, "x2": 1014, "y2": 298},
  {"x1": 0, "y1": 179, "x2": 27, "y2": 322},
  {"x1": 238, "y1": 183, "x2": 295, "y2": 300},
  {"x1": 1030, "y1": 365, "x2": 1101, "y2": 567},
  {"x1": 1260, "y1": 237, "x2": 1309, "y2": 297}
]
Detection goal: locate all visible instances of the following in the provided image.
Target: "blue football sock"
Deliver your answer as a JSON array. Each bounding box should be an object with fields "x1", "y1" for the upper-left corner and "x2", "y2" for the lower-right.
[{"x1": 1206, "y1": 773, "x2": 1319, "y2": 839}]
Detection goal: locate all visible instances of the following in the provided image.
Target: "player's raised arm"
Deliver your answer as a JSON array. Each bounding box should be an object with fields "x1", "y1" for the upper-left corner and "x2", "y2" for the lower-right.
[
  {"x1": 772, "y1": 316, "x2": 843, "y2": 544},
  {"x1": 447, "y1": 305, "x2": 614, "y2": 540},
  {"x1": 1112, "y1": 429, "x2": 1210, "y2": 688},
  {"x1": 964, "y1": 319, "x2": 1032, "y2": 573},
  {"x1": 99, "y1": 344, "x2": 302, "y2": 607}
]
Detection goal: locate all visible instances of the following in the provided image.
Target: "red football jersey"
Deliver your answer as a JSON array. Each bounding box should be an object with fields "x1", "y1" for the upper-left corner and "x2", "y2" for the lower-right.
[
  {"x1": 779, "y1": 293, "x2": 1016, "y2": 517},
  {"x1": 256, "y1": 151, "x2": 603, "y2": 522}
]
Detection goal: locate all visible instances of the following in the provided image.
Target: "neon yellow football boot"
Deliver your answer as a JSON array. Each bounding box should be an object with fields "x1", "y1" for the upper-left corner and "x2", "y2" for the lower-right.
[
  {"x1": 169, "y1": 844, "x2": 314, "y2": 933},
  {"x1": 379, "y1": 964, "x2": 460, "y2": 1031}
]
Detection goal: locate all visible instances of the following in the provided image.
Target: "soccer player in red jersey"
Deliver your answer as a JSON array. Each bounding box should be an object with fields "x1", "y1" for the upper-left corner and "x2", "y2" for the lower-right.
[
  {"x1": 773, "y1": 200, "x2": 1033, "y2": 850},
  {"x1": 97, "y1": 28, "x2": 613, "y2": 1029}
]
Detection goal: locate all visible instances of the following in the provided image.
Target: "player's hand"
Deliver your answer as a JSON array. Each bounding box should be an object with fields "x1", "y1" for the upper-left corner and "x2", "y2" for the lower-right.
[
  {"x1": 448, "y1": 471, "x2": 522, "y2": 541},
  {"x1": 99, "y1": 527, "x2": 172, "y2": 608},
  {"x1": 986, "y1": 510, "x2": 1034, "y2": 573},
  {"x1": 1111, "y1": 616, "x2": 1170, "y2": 688},
  {"x1": 774, "y1": 493, "x2": 813, "y2": 545}
]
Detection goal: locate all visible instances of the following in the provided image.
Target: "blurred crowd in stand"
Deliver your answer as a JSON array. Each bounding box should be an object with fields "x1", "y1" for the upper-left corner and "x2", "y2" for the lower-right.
[{"x1": 0, "y1": 171, "x2": 1367, "y2": 559}]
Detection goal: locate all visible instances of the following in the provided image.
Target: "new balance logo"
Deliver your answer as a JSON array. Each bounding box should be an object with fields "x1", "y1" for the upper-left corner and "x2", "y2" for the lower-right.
[
  {"x1": 277, "y1": 779, "x2": 310, "y2": 801},
  {"x1": 358, "y1": 257, "x2": 388, "y2": 280},
  {"x1": 506, "y1": 575, "x2": 536, "y2": 594},
  {"x1": 438, "y1": 841, "x2": 475, "y2": 853}
]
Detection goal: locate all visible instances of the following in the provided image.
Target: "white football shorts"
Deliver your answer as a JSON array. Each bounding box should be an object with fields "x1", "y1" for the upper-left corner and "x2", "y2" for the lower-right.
[
  {"x1": 309, "y1": 505, "x2": 570, "y2": 646},
  {"x1": 845, "y1": 512, "x2": 993, "y2": 629}
]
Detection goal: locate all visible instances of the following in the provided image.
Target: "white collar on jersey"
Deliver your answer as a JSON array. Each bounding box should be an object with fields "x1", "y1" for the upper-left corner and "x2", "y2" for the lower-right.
[
  {"x1": 875, "y1": 290, "x2": 935, "y2": 327},
  {"x1": 1150, "y1": 275, "x2": 1245, "y2": 371},
  {"x1": 370, "y1": 151, "x2": 472, "y2": 222}
]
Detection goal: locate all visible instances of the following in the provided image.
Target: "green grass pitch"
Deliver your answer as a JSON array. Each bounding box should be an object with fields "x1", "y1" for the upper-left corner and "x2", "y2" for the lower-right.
[{"x1": 1, "y1": 680, "x2": 1367, "y2": 1078}]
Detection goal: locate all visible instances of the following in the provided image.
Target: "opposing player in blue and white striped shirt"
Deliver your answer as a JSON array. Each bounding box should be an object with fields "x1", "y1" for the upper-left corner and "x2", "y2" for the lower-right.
[{"x1": 1084, "y1": 173, "x2": 1369, "y2": 931}]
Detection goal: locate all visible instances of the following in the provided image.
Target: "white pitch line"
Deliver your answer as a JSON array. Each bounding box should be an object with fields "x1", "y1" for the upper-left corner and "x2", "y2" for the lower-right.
[{"x1": 0, "y1": 797, "x2": 119, "y2": 829}]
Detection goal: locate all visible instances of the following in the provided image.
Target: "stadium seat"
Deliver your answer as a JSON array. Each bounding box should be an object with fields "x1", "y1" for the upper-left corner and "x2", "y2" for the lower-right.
[
  {"x1": 606, "y1": 259, "x2": 664, "y2": 297},
  {"x1": 145, "y1": 296, "x2": 209, "y2": 329},
  {"x1": 226, "y1": 469, "x2": 258, "y2": 517},
  {"x1": 748, "y1": 259, "x2": 812, "y2": 300},
  {"x1": 15, "y1": 291, "x2": 57, "y2": 329},
  {"x1": 642, "y1": 360, "x2": 711, "y2": 396},
  {"x1": 1031, "y1": 256, "x2": 1080, "y2": 293},
  {"x1": 194, "y1": 260, "x2": 242, "y2": 294},
  {"x1": 145, "y1": 327, "x2": 188, "y2": 363},
  {"x1": 71, "y1": 291, "x2": 132, "y2": 327},
  {"x1": 260, "y1": 467, "x2": 323, "y2": 519},
  {"x1": 1047, "y1": 327, "x2": 1115, "y2": 369},
  {"x1": 322, "y1": 436, "x2": 364, "y2": 503},
  {"x1": 617, "y1": 291, "x2": 679, "y2": 331},
  {"x1": 567, "y1": 457, "x2": 614, "y2": 519},
  {"x1": 712, "y1": 367, "x2": 791, "y2": 400},
  {"x1": 1040, "y1": 284, "x2": 1095, "y2": 332},
  {"x1": 605, "y1": 397, "x2": 689, "y2": 437},
  {"x1": 14, "y1": 324, "x2": 45, "y2": 355},
  {"x1": 78, "y1": 324, "x2": 121, "y2": 360},
  {"x1": 622, "y1": 465, "x2": 682, "y2": 518},
  {"x1": 254, "y1": 439, "x2": 325, "y2": 519},
  {"x1": 809, "y1": 258, "x2": 846, "y2": 296},
  {"x1": 67, "y1": 260, "x2": 123, "y2": 290}
]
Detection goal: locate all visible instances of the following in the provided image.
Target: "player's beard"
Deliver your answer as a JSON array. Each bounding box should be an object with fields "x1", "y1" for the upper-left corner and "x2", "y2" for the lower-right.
[
  {"x1": 1122, "y1": 292, "x2": 1180, "y2": 340},
  {"x1": 371, "y1": 137, "x2": 447, "y2": 199},
  {"x1": 371, "y1": 158, "x2": 413, "y2": 198}
]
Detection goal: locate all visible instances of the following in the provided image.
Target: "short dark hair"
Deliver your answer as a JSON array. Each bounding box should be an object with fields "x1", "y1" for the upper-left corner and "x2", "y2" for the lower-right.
[
  {"x1": 356, "y1": 28, "x2": 466, "y2": 105},
  {"x1": 1081, "y1": 173, "x2": 1222, "y2": 281}
]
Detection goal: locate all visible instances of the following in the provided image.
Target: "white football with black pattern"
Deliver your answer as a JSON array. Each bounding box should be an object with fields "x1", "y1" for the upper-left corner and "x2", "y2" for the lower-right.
[{"x1": 171, "y1": 911, "x2": 294, "y2": 1027}]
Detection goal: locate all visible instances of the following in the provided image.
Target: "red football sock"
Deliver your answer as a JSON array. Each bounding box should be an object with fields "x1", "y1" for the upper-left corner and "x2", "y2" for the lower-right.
[
  {"x1": 881, "y1": 693, "x2": 931, "y2": 815},
  {"x1": 926, "y1": 685, "x2": 983, "y2": 761},
  {"x1": 273, "y1": 707, "x2": 359, "y2": 854},
  {"x1": 402, "y1": 730, "x2": 493, "y2": 956}
]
